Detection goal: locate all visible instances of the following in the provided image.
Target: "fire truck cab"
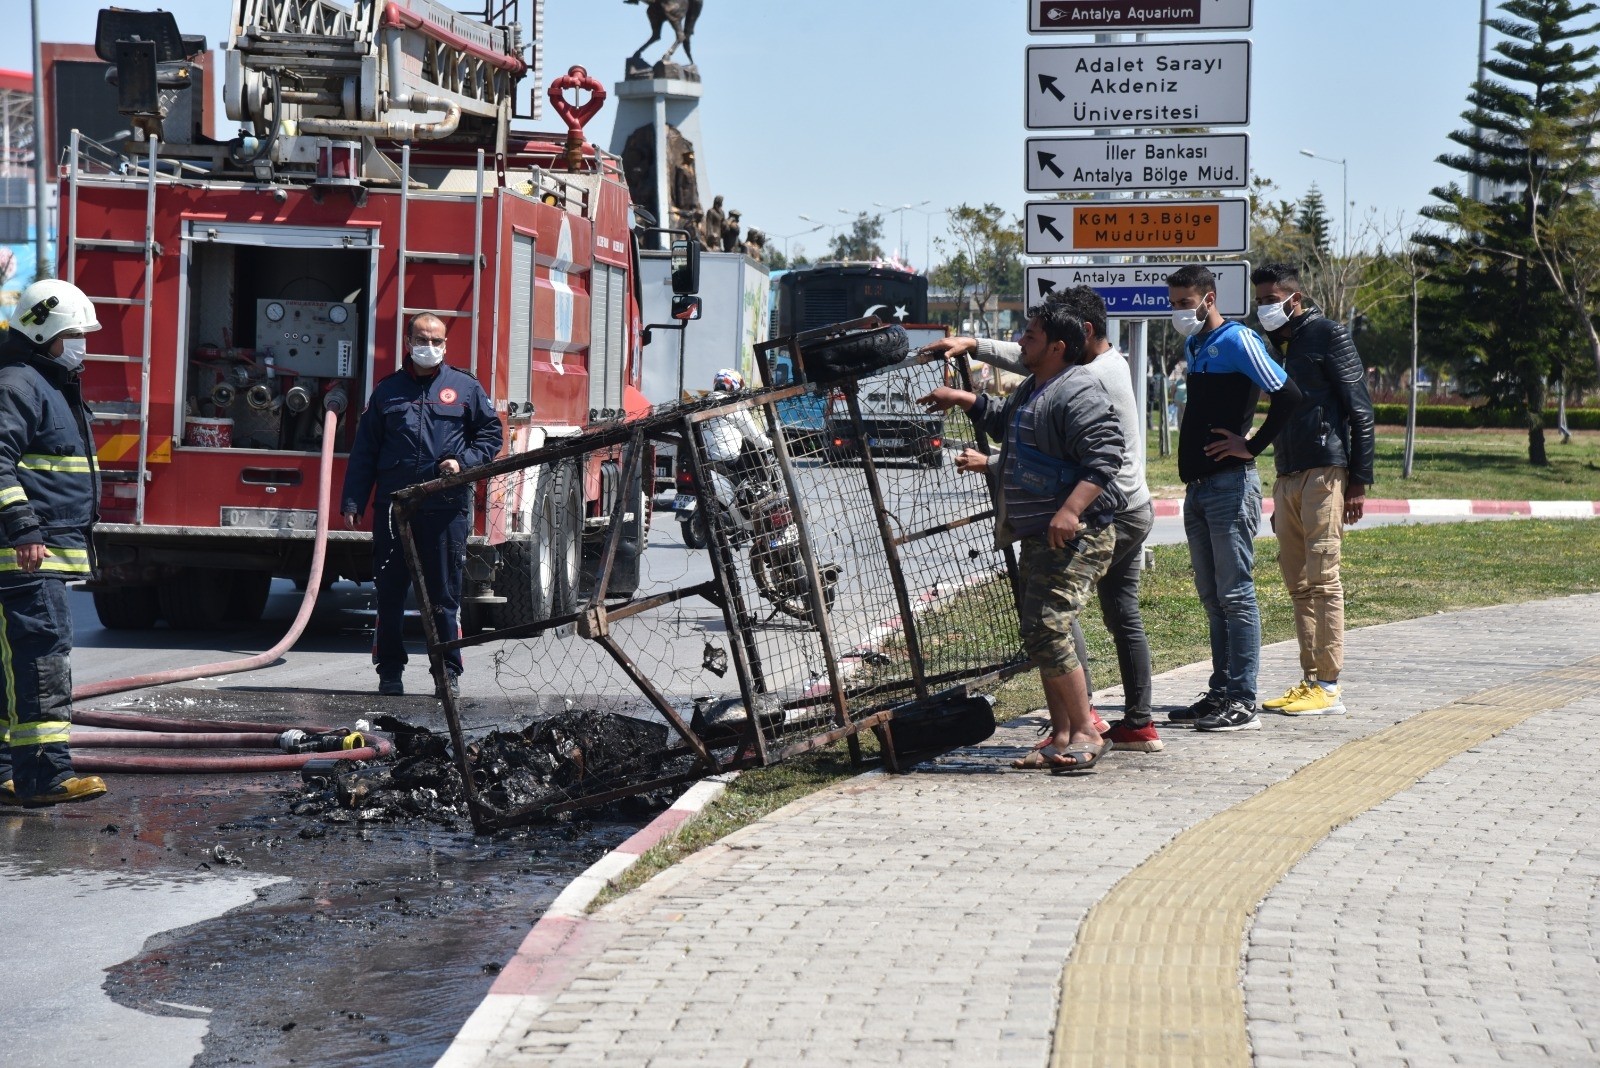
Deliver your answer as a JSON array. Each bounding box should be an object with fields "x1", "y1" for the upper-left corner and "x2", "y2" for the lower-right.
[{"x1": 64, "y1": 1, "x2": 672, "y2": 632}]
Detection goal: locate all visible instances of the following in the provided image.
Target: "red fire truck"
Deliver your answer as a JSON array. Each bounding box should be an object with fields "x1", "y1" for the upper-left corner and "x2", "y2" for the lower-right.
[{"x1": 63, "y1": 2, "x2": 673, "y2": 632}]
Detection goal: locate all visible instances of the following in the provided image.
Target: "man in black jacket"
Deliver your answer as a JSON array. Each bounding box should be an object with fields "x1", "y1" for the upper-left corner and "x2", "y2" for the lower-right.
[{"x1": 1250, "y1": 263, "x2": 1377, "y2": 716}]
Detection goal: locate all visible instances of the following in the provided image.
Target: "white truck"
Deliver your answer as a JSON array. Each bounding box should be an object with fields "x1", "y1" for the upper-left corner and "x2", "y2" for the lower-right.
[{"x1": 640, "y1": 248, "x2": 771, "y2": 496}]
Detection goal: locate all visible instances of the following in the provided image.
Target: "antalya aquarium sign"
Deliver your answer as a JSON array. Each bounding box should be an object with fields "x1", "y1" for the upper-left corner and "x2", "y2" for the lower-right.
[{"x1": 1030, "y1": 0, "x2": 1253, "y2": 33}]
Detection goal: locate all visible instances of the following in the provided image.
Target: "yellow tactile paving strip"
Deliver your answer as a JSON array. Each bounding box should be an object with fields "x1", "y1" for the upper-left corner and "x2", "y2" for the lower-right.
[{"x1": 1053, "y1": 658, "x2": 1600, "y2": 1067}]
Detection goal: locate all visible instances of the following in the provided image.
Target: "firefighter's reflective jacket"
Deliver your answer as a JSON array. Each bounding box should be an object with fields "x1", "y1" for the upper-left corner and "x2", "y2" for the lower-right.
[{"x1": 0, "y1": 331, "x2": 99, "y2": 580}]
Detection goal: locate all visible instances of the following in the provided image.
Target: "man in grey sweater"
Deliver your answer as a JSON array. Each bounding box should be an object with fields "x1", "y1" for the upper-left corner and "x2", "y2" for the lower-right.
[
  {"x1": 920, "y1": 302, "x2": 1125, "y2": 773},
  {"x1": 921, "y1": 286, "x2": 1162, "y2": 752}
]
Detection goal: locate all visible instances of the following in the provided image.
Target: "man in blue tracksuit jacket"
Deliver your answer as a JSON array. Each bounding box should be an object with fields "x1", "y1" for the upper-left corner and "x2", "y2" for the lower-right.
[
  {"x1": 1166, "y1": 265, "x2": 1302, "y2": 734},
  {"x1": 340, "y1": 313, "x2": 502, "y2": 697},
  {"x1": 0, "y1": 279, "x2": 109, "y2": 808}
]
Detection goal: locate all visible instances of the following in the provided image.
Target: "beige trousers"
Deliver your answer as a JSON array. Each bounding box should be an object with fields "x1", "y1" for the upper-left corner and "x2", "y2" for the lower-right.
[{"x1": 1273, "y1": 466, "x2": 1346, "y2": 682}]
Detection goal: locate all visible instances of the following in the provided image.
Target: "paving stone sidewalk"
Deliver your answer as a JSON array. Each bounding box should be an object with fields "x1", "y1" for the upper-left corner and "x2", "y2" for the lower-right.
[{"x1": 463, "y1": 594, "x2": 1600, "y2": 1067}]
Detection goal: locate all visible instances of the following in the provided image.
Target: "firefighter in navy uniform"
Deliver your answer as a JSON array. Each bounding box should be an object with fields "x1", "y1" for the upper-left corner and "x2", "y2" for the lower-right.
[
  {"x1": 340, "y1": 313, "x2": 503, "y2": 698},
  {"x1": 0, "y1": 280, "x2": 109, "y2": 808}
]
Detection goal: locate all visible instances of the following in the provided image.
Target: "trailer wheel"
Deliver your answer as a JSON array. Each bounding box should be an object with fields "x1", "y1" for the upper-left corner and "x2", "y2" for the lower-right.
[
  {"x1": 91, "y1": 585, "x2": 162, "y2": 631},
  {"x1": 799, "y1": 324, "x2": 910, "y2": 385},
  {"x1": 159, "y1": 568, "x2": 232, "y2": 630},
  {"x1": 553, "y1": 462, "x2": 583, "y2": 616},
  {"x1": 226, "y1": 571, "x2": 274, "y2": 623}
]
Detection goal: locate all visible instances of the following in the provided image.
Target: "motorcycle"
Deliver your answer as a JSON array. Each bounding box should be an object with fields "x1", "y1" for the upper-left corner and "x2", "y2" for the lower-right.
[{"x1": 679, "y1": 444, "x2": 841, "y2": 625}]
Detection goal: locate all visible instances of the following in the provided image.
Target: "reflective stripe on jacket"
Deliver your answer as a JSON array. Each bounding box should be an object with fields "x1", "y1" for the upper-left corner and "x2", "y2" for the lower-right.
[{"x1": 0, "y1": 333, "x2": 98, "y2": 580}]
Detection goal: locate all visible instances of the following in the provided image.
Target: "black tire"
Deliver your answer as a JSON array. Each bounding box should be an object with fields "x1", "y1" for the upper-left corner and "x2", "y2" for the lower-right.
[
  {"x1": 158, "y1": 568, "x2": 232, "y2": 630},
  {"x1": 226, "y1": 571, "x2": 273, "y2": 623},
  {"x1": 91, "y1": 585, "x2": 162, "y2": 631},
  {"x1": 750, "y1": 544, "x2": 836, "y2": 625},
  {"x1": 799, "y1": 325, "x2": 909, "y2": 385},
  {"x1": 679, "y1": 512, "x2": 707, "y2": 549},
  {"x1": 553, "y1": 461, "x2": 583, "y2": 616}
]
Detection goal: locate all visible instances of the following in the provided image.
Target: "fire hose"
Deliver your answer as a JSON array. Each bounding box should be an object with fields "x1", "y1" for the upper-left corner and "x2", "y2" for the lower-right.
[{"x1": 67, "y1": 410, "x2": 392, "y2": 773}]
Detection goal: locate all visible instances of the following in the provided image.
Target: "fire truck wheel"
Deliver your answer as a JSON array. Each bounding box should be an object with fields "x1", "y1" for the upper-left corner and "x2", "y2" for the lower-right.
[
  {"x1": 158, "y1": 568, "x2": 233, "y2": 631},
  {"x1": 552, "y1": 462, "x2": 583, "y2": 617},
  {"x1": 490, "y1": 536, "x2": 551, "y2": 630},
  {"x1": 226, "y1": 571, "x2": 274, "y2": 623},
  {"x1": 91, "y1": 586, "x2": 162, "y2": 631}
]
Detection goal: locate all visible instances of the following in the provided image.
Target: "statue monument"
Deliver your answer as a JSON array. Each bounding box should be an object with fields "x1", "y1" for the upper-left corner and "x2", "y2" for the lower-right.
[{"x1": 611, "y1": 1, "x2": 711, "y2": 243}]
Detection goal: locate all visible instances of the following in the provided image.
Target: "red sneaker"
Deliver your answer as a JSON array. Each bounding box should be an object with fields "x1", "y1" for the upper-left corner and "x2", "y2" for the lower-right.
[
  {"x1": 1091, "y1": 708, "x2": 1110, "y2": 734},
  {"x1": 1103, "y1": 720, "x2": 1164, "y2": 753}
]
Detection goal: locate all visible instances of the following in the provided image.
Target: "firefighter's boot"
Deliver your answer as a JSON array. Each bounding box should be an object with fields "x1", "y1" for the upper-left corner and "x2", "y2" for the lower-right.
[
  {"x1": 1, "y1": 780, "x2": 22, "y2": 808},
  {"x1": 22, "y1": 775, "x2": 109, "y2": 808}
]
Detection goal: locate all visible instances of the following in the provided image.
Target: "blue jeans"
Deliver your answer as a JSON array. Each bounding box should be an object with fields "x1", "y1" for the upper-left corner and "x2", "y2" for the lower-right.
[{"x1": 1183, "y1": 465, "x2": 1262, "y2": 705}]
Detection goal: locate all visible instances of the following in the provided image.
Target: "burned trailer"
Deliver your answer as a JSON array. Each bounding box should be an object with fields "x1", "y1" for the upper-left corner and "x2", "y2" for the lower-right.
[{"x1": 391, "y1": 318, "x2": 1031, "y2": 833}]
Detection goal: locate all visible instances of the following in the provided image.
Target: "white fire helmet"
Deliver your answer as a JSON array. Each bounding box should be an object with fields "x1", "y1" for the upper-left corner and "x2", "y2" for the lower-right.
[{"x1": 12, "y1": 279, "x2": 101, "y2": 346}]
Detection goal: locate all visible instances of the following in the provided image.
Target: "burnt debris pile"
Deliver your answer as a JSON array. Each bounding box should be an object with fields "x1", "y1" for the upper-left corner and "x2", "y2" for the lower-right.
[{"x1": 288, "y1": 712, "x2": 692, "y2": 829}]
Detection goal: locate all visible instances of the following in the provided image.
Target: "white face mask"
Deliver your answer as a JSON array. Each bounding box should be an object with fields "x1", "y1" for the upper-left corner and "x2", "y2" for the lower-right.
[
  {"x1": 1171, "y1": 303, "x2": 1209, "y2": 338},
  {"x1": 410, "y1": 342, "x2": 445, "y2": 368},
  {"x1": 56, "y1": 337, "x2": 88, "y2": 372},
  {"x1": 1257, "y1": 297, "x2": 1294, "y2": 333}
]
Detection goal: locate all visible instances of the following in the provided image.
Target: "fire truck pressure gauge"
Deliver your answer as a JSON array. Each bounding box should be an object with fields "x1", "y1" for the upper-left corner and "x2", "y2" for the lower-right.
[
  {"x1": 329, "y1": 305, "x2": 349, "y2": 325},
  {"x1": 265, "y1": 302, "x2": 286, "y2": 322}
]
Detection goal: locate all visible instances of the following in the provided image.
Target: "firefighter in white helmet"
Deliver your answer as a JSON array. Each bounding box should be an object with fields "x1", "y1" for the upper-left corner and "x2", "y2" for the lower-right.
[{"x1": 0, "y1": 279, "x2": 109, "y2": 808}]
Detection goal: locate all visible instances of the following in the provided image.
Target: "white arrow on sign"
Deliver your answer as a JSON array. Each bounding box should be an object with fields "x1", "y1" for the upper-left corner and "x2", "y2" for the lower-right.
[
  {"x1": 1027, "y1": 40, "x2": 1251, "y2": 130},
  {"x1": 1027, "y1": 134, "x2": 1249, "y2": 194},
  {"x1": 1030, "y1": 0, "x2": 1253, "y2": 34},
  {"x1": 1025, "y1": 198, "x2": 1250, "y2": 256},
  {"x1": 1026, "y1": 262, "x2": 1253, "y2": 319}
]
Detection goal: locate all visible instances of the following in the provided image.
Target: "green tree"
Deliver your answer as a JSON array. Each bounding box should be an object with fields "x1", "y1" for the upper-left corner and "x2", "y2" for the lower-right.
[
  {"x1": 1294, "y1": 184, "x2": 1334, "y2": 257},
  {"x1": 929, "y1": 204, "x2": 1022, "y2": 338},
  {"x1": 828, "y1": 213, "x2": 886, "y2": 261},
  {"x1": 1418, "y1": 0, "x2": 1600, "y2": 465}
]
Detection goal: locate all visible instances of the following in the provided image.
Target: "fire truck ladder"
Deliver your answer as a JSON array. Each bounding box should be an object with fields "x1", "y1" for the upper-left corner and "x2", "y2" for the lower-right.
[
  {"x1": 392, "y1": 143, "x2": 487, "y2": 370},
  {"x1": 66, "y1": 131, "x2": 161, "y2": 525}
]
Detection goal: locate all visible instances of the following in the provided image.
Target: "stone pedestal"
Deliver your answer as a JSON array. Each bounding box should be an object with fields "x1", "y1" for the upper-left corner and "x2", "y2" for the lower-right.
[{"x1": 609, "y1": 76, "x2": 708, "y2": 238}]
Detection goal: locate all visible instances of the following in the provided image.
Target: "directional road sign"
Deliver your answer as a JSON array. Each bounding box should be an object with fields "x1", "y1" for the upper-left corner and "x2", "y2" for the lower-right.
[
  {"x1": 1030, "y1": 0, "x2": 1253, "y2": 34},
  {"x1": 1026, "y1": 40, "x2": 1251, "y2": 130},
  {"x1": 1026, "y1": 133, "x2": 1249, "y2": 193},
  {"x1": 1025, "y1": 262, "x2": 1253, "y2": 319},
  {"x1": 1025, "y1": 199, "x2": 1249, "y2": 255}
]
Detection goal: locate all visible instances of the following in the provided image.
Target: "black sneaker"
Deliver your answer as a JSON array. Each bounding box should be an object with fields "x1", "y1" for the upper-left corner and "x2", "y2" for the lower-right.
[
  {"x1": 1196, "y1": 699, "x2": 1261, "y2": 733},
  {"x1": 435, "y1": 672, "x2": 460, "y2": 700},
  {"x1": 378, "y1": 670, "x2": 404, "y2": 696},
  {"x1": 1168, "y1": 691, "x2": 1223, "y2": 728}
]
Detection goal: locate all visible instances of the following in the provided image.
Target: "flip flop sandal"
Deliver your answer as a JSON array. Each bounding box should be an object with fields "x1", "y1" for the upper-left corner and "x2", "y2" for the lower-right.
[
  {"x1": 1012, "y1": 744, "x2": 1067, "y2": 770},
  {"x1": 1048, "y1": 740, "x2": 1108, "y2": 776}
]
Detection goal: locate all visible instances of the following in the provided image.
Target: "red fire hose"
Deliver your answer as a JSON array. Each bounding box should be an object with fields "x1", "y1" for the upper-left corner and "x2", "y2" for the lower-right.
[{"x1": 67, "y1": 410, "x2": 392, "y2": 773}]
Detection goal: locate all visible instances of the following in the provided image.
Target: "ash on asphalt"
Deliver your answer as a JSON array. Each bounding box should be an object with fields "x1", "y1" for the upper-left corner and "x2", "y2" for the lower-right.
[{"x1": 53, "y1": 685, "x2": 668, "y2": 1067}]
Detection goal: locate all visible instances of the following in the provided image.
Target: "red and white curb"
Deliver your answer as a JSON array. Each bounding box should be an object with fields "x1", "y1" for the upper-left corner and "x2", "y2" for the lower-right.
[
  {"x1": 437, "y1": 773, "x2": 737, "y2": 1067},
  {"x1": 1150, "y1": 498, "x2": 1600, "y2": 519}
]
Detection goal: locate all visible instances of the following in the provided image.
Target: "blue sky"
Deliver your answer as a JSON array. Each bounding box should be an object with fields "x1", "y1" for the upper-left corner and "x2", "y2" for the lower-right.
[{"x1": 4, "y1": 1, "x2": 1495, "y2": 266}]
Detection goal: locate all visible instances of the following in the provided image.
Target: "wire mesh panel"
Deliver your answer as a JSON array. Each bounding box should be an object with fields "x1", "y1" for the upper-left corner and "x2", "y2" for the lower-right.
[{"x1": 392, "y1": 320, "x2": 1029, "y2": 832}]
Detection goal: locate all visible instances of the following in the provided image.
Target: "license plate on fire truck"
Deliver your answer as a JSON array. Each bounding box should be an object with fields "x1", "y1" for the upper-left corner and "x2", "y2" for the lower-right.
[{"x1": 221, "y1": 507, "x2": 319, "y2": 531}]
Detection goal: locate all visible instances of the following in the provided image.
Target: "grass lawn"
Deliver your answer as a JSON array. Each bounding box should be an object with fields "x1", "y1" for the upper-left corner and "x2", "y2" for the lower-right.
[
  {"x1": 1142, "y1": 427, "x2": 1600, "y2": 501},
  {"x1": 593, "y1": 519, "x2": 1600, "y2": 907}
]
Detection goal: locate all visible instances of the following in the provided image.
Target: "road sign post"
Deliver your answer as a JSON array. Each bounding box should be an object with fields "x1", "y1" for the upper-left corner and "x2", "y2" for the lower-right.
[
  {"x1": 1026, "y1": 40, "x2": 1251, "y2": 130},
  {"x1": 1026, "y1": 133, "x2": 1249, "y2": 193},
  {"x1": 1025, "y1": 262, "x2": 1253, "y2": 319},
  {"x1": 1030, "y1": 0, "x2": 1253, "y2": 33},
  {"x1": 1025, "y1": 199, "x2": 1249, "y2": 255}
]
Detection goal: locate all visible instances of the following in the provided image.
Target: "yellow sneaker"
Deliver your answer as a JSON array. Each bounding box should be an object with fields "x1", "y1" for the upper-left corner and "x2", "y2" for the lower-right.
[
  {"x1": 1263, "y1": 680, "x2": 1314, "y2": 710},
  {"x1": 1280, "y1": 683, "x2": 1346, "y2": 716},
  {"x1": 21, "y1": 775, "x2": 110, "y2": 808},
  {"x1": 1, "y1": 780, "x2": 22, "y2": 808}
]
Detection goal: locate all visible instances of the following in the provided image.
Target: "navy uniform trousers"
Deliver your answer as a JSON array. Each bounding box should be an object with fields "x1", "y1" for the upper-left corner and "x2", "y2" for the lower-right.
[
  {"x1": 0, "y1": 574, "x2": 76, "y2": 794},
  {"x1": 371, "y1": 503, "x2": 467, "y2": 678}
]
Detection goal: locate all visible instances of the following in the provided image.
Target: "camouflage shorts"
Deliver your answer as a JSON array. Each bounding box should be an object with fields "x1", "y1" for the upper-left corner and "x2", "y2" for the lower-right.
[{"x1": 1016, "y1": 525, "x2": 1117, "y2": 678}]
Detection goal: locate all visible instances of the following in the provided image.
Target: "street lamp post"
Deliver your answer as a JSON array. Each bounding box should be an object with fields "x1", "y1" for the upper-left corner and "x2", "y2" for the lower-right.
[
  {"x1": 907, "y1": 204, "x2": 944, "y2": 272},
  {"x1": 773, "y1": 222, "x2": 824, "y2": 262},
  {"x1": 874, "y1": 199, "x2": 931, "y2": 262},
  {"x1": 1299, "y1": 148, "x2": 1348, "y2": 259}
]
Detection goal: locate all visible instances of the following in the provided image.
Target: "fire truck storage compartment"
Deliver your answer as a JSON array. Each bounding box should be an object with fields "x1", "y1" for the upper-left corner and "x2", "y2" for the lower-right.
[{"x1": 183, "y1": 223, "x2": 374, "y2": 453}]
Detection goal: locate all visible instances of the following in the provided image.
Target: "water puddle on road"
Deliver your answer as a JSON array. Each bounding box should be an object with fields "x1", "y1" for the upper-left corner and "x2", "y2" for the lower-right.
[{"x1": 11, "y1": 687, "x2": 653, "y2": 1067}]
